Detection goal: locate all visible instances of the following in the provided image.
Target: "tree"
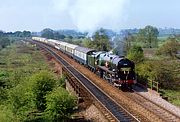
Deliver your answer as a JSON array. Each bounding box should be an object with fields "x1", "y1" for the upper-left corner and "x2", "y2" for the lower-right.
[
  {"x1": 127, "y1": 45, "x2": 144, "y2": 63},
  {"x1": 41, "y1": 28, "x2": 54, "y2": 39},
  {"x1": 123, "y1": 33, "x2": 134, "y2": 52},
  {"x1": 22, "y1": 31, "x2": 31, "y2": 37},
  {"x1": 67, "y1": 35, "x2": 73, "y2": 40},
  {"x1": 92, "y1": 28, "x2": 112, "y2": 51},
  {"x1": 0, "y1": 38, "x2": 10, "y2": 48},
  {"x1": 0, "y1": 31, "x2": 5, "y2": 37},
  {"x1": 156, "y1": 37, "x2": 180, "y2": 58},
  {"x1": 137, "y1": 25, "x2": 159, "y2": 48},
  {"x1": 53, "y1": 32, "x2": 66, "y2": 40},
  {"x1": 82, "y1": 38, "x2": 93, "y2": 48},
  {"x1": 59, "y1": 34, "x2": 66, "y2": 39},
  {"x1": 14, "y1": 31, "x2": 23, "y2": 37},
  {"x1": 73, "y1": 39, "x2": 83, "y2": 46},
  {"x1": 44, "y1": 87, "x2": 77, "y2": 121}
]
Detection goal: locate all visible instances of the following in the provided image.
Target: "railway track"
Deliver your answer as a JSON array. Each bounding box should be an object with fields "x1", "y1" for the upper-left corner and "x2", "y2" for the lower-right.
[
  {"x1": 30, "y1": 40, "x2": 180, "y2": 122},
  {"x1": 130, "y1": 86, "x2": 180, "y2": 122},
  {"x1": 31, "y1": 40, "x2": 140, "y2": 122}
]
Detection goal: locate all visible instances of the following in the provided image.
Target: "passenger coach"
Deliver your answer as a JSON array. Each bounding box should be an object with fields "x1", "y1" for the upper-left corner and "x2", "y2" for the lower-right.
[{"x1": 74, "y1": 46, "x2": 95, "y2": 65}]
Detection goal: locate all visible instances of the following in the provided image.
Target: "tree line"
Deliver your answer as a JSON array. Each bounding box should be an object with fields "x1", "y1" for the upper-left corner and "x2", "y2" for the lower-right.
[
  {"x1": 0, "y1": 30, "x2": 32, "y2": 50},
  {"x1": 40, "y1": 26, "x2": 159, "y2": 54},
  {"x1": 41, "y1": 28, "x2": 86, "y2": 40},
  {"x1": 0, "y1": 30, "x2": 31, "y2": 37}
]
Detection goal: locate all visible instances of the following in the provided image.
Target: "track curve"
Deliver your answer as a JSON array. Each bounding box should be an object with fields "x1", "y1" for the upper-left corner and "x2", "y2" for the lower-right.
[{"x1": 31, "y1": 40, "x2": 140, "y2": 122}]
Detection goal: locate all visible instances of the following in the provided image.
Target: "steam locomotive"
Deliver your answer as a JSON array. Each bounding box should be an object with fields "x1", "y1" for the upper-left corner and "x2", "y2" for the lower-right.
[{"x1": 32, "y1": 37, "x2": 136, "y2": 88}]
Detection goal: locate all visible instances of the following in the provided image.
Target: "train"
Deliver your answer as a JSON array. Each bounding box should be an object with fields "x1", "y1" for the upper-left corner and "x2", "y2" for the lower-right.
[{"x1": 32, "y1": 37, "x2": 136, "y2": 88}]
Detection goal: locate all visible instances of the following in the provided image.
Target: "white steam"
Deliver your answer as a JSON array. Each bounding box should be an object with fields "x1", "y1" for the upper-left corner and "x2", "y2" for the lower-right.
[{"x1": 53, "y1": 0, "x2": 129, "y2": 32}]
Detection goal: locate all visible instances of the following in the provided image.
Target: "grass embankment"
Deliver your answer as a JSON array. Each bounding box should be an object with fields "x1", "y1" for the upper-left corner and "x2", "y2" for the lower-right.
[{"x1": 0, "y1": 41, "x2": 77, "y2": 121}]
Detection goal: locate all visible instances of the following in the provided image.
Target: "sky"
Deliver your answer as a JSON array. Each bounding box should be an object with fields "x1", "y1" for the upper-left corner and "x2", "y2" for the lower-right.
[{"x1": 0, "y1": 0, "x2": 180, "y2": 32}]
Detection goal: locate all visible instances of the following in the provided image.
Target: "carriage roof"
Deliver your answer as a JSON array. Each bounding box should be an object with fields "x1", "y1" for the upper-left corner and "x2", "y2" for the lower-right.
[{"x1": 75, "y1": 46, "x2": 95, "y2": 54}]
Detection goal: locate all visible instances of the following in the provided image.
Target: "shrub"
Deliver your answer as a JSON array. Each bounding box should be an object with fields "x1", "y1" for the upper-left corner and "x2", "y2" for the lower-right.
[
  {"x1": 44, "y1": 87, "x2": 77, "y2": 121},
  {"x1": 7, "y1": 81, "x2": 36, "y2": 121},
  {"x1": 156, "y1": 37, "x2": 180, "y2": 58},
  {"x1": 0, "y1": 105, "x2": 14, "y2": 122},
  {"x1": 127, "y1": 45, "x2": 144, "y2": 64},
  {"x1": 30, "y1": 71, "x2": 57, "y2": 111},
  {"x1": 0, "y1": 37, "x2": 11, "y2": 49},
  {"x1": 136, "y1": 60, "x2": 178, "y2": 89}
]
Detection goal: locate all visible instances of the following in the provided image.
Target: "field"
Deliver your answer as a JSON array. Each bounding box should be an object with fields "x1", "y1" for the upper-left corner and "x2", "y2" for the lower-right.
[
  {"x1": 0, "y1": 41, "x2": 49, "y2": 82},
  {"x1": 0, "y1": 41, "x2": 77, "y2": 121},
  {"x1": 157, "y1": 36, "x2": 169, "y2": 41}
]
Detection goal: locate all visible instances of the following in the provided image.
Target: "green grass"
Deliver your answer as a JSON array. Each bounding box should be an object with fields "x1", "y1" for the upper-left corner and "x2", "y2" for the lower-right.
[
  {"x1": 163, "y1": 90, "x2": 180, "y2": 106},
  {"x1": 158, "y1": 40, "x2": 166, "y2": 47},
  {"x1": 0, "y1": 42, "x2": 48, "y2": 69},
  {"x1": 0, "y1": 41, "x2": 50, "y2": 88},
  {"x1": 158, "y1": 36, "x2": 169, "y2": 41}
]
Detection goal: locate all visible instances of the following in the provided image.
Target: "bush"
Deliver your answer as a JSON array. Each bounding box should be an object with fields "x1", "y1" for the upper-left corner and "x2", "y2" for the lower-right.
[
  {"x1": 30, "y1": 71, "x2": 57, "y2": 111},
  {"x1": 44, "y1": 87, "x2": 77, "y2": 121},
  {"x1": 6, "y1": 71, "x2": 58, "y2": 121},
  {"x1": 127, "y1": 45, "x2": 144, "y2": 64},
  {"x1": 0, "y1": 71, "x2": 9, "y2": 101},
  {"x1": 7, "y1": 81, "x2": 36, "y2": 121},
  {"x1": 0, "y1": 37, "x2": 10, "y2": 49},
  {"x1": 136, "y1": 60, "x2": 178, "y2": 89},
  {"x1": 136, "y1": 62, "x2": 151, "y2": 85},
  {"x1": 0, "y1": 105, "x2": 15, "y2": 122},
  {"x1": 156, "y1": 37, "x2": 180, "y2": 58},
  {"x1": 58, "y1": 75, "x2": 66, "y2": 87}
]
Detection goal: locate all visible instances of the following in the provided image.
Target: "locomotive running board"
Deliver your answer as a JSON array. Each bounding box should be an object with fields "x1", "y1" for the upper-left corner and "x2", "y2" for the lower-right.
[{"x1": 97, "y1": 65, "x2": 115, "y2": 74}]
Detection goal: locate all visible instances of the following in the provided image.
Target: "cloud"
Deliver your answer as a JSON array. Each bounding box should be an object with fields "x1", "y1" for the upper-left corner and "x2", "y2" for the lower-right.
[{"x1": 53, "y1": 0, "x2": 129, "y2": 32}]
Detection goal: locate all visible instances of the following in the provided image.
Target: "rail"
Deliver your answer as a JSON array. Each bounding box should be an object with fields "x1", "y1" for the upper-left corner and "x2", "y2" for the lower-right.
[{"x1": 30, "y1": 40, "x2": 140, "y2": 122}]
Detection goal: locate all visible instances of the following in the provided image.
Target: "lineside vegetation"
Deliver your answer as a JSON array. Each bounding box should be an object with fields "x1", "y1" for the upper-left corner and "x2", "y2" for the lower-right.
[{"x1": 0, "y1": 41, "x2": 77, "y2": 121}]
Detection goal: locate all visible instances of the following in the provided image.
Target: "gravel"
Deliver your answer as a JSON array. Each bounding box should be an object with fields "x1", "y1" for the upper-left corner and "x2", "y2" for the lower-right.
[{"x1": 133, "y1": 85, "x2": 180, "y2": 118}]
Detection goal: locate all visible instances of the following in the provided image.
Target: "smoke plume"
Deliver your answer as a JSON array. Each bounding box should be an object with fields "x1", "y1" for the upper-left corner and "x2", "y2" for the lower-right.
[{"x1": 53, "y1": 0, "x2": 129, "y2": 32}]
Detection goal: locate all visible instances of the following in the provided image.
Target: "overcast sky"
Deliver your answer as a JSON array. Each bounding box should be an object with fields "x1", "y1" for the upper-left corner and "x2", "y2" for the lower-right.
[{"x1": 0, "y1": 0, "x2": 180, "y2": 32}]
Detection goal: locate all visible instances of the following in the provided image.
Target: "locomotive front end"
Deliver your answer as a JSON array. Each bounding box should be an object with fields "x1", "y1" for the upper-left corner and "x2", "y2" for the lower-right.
[{"x1": 116, "y1": 58, "x2": 136, "y2": 87}]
